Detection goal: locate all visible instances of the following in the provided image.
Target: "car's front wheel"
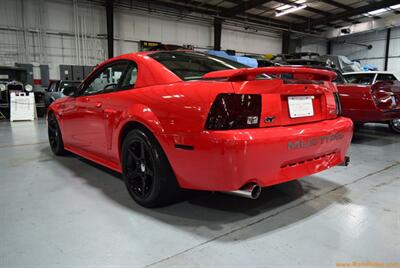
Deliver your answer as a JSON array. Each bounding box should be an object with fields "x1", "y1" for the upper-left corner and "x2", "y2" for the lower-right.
[
  {"x1": 389, "y1": 119, "x2": 400, "y2": 134},
  {"x1": 121, "y1": 128, "x2": 181, "y2": 207},
  {"x1": 48, "y1": 112, "x2": 66, "y2": 155}
]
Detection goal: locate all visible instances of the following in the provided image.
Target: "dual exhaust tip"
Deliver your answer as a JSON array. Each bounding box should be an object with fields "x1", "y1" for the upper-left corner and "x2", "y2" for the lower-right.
[{"x1": 223, "y1": 183, "x2": 262, "y2": 200}]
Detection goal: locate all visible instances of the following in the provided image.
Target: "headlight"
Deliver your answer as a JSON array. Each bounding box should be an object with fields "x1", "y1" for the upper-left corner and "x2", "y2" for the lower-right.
[{"x1": 25, "y1": 84, "x2": 33, "y2": 92}]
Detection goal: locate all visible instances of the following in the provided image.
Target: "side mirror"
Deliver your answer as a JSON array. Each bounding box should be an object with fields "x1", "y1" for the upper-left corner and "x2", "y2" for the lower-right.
[{"x1": 63, "y1": 86, "x2": 78, "y2": 97}]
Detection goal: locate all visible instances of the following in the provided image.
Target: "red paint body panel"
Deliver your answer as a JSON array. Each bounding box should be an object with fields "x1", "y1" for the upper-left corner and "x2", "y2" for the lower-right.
[
  {"x1": 337, "y1": 81, "x2": 400, "y2": 123},
  {"x1": 49, "y1": 52, "x2": 353, "y2": 192}
]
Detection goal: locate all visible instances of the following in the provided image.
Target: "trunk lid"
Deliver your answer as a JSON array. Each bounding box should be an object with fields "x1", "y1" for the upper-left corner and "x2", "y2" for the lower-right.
[{"x1": 231, "y1": 79, "x2": 336, "y2": 127}]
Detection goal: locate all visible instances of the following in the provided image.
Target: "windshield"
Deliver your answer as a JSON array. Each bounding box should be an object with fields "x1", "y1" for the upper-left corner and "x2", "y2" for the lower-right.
[
  {"x1": 149, "y1": 51, "x2": 248, "y2": 81},
  {"x1": 344, "y1": 73, "x2": 375, "y2": 85}
]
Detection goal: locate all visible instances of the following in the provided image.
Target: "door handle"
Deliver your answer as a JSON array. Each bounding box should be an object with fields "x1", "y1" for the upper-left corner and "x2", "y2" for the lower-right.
[{"x1": 95, "y1": 102, "x2": 102, "y2": 108}]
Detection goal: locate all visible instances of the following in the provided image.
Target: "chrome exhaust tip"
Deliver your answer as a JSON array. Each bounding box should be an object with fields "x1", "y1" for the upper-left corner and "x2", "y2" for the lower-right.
[{"x1": 223, "y1": 183, "x2": 262, "y2": 199}]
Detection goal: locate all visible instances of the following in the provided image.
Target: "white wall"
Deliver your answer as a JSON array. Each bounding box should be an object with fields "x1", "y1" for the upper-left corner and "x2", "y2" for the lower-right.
[
  {"x1": 296, "y1": 37, "x2": 328, "y2": 55},
  {"x1": 0, "y1": 0, "x2": 283, "y2": 80},
  {"x1": 221, "y1": 27, "x2": 281, "y2": 54}
]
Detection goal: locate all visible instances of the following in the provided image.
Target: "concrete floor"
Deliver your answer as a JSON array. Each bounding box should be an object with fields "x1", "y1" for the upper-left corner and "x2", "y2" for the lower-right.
[{"x1": 0, "y1": 119, "x2": 399, "y2": 268}]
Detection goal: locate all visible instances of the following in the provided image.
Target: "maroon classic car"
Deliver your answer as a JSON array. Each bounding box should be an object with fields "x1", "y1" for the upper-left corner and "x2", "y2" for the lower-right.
[{"x1": 339, "y1": 72, "x2": 400, "y2": 133}]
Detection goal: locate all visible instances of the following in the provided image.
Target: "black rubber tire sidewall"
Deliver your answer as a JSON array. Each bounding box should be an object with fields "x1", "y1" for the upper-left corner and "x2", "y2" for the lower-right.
[
  {"x1": 121, "y1": 128, "x2": 180, "y2": 208},
  {"x1": 48, "y1": 113, "x2": 66, "y2": 156}
]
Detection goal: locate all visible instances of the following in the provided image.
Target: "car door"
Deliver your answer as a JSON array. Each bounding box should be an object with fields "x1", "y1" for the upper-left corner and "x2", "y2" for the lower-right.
[
  {"x1": 99, "y1": 61, "x2": 139, "y2": 162},
  {"x1": 61, "y1": 61, "x2": 130, "y2": 157}
]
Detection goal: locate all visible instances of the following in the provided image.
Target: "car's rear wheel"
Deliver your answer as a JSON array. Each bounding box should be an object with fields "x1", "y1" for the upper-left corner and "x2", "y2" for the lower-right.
[
  {"x1": 121, "y1": 128, "x2": 181, "y2": 207},
  {"x1": 389, "y1": 119, "x2": 400, "y2": 134},
  {"x1": 48, "y1": 112, "x2": 66, "y2": 155}
]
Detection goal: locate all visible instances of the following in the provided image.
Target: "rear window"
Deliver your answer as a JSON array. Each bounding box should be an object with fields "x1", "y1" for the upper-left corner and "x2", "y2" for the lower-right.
[
  {"x1": 344, "y1": 73, "x2": 375, "y2": 85},
  {"x1": 149, "y1": 51, "x2": 247, "y2": 81}
]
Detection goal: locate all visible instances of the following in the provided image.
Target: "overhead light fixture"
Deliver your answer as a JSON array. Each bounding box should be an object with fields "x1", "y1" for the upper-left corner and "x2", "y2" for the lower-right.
[
  {"x1": 276, "y1": 4, "x2": 307, "y2": 17},
  {"x1": 367, "y1": 8, "x2": 388, "y2": 16},
  {"x1": 390, "y1": 4, "x2": 400, "y2": 9},
  {"x1": 276, "y1": 4, "x2": 292, "y2": 11}
]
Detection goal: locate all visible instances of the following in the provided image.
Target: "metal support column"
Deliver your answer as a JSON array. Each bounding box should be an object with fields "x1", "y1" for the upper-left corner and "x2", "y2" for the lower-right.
[
  {"x1": 282, "y1": 31, "x2": 290, "y2": 54},
  {"x1": 384, "y1": 28, "x2": 391, "y2": 71},
  {"x1": 327, "y1": 40, "x2": 332, "y2": 54},
  {"x1": 106, "y1": 0, "x2": 114, "y2": 59},
  {"x1": 213, "y1": 18, "x2": 222, "y2": 51}
]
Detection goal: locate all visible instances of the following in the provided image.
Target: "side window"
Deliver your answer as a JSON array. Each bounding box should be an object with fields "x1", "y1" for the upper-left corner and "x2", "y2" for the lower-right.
[
  {"x1": 376, "y1": 74, "x2": 396, "y2": 82},
  {"x1": 47, "y1": 82, "x2": 56, "y2": 92},
  {"x1": 118, "y1": 62, "x2": 138, "y2": 89},
  {"x1": 81, "y1": 62, "x2": 128, "y2": 96}
]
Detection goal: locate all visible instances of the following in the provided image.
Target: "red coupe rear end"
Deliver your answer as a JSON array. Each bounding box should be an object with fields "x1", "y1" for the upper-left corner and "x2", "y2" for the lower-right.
[{"x1": 164, "y1": 67, "x2": 353, "y2": 192}]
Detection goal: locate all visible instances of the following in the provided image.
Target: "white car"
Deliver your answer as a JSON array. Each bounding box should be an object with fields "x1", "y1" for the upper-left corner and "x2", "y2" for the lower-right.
[{"x1": 343, "y1": 71, "x2": 399, "y2": 85}]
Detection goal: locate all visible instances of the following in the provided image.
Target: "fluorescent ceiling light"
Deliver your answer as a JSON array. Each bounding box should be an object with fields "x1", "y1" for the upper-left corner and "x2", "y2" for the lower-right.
[
  {"x1": 276, "y1": 4, "x2": 292, "y2": 11},
  {"x1": 367, "y1": 8, "x2": 388, "y2": 15},
  {"x1": 295, "y1": 0, "x2": 307, "y2": 3},
  {"x1": 390, "y1": 4, "x2": 400, "y2": 9},
  {"x1": 276, "y1": 4, "x2": 307, "y2": 17}
]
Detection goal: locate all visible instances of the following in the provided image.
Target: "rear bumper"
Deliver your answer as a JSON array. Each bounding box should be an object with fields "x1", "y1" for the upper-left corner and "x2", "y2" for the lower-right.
[{"x1": 162, "y1": 117, "x2": 353, "y2": 191}]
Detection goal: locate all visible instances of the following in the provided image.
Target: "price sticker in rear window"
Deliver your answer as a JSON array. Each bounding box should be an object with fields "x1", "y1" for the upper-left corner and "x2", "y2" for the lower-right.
[{"x1": 288, "y1": 96, "x2": 314, "y2": 118}]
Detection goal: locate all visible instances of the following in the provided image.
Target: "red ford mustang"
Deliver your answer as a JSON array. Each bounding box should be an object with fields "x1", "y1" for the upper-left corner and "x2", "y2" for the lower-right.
[{"x1": 48, "y1": 51, "x2": 353, "y2": 207}]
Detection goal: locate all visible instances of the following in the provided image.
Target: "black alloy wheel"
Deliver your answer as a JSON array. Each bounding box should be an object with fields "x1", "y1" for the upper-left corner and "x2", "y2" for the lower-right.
[
  {"x1": 389, "y1": 119, "x2": 400, "y2": 134},
  {"x1": 48, "y1": 112, "x2": 66, "y2": 155},
  {"x1": 122, "y1": 128, "x2": 181, "y2": 207}
]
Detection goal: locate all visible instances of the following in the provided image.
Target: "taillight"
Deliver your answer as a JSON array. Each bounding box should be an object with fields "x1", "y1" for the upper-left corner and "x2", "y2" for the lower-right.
[
  {"x1": 333, "y1": 92, "x2": 342, "y2": 116},
  {"x1": 205, "y1": 94, "x2": 262, "y2": 130}
]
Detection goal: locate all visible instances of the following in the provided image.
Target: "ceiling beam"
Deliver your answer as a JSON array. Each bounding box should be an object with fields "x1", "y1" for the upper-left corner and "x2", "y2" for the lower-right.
[
  {"x1": 151, "y1": 0, "x2": 314, "y2": 32},
  {"x1": 319, "y1": 0, "x2": 353, "y2": 11},
  {"x1": 220, "y1": 0, "x2": 273, "y2": 18},
  {"x1": 302, "y1": 0, "x2": 400, "y2": 27},
  {"x1": 114, "y1": 0, "x2": 321, "y2": 34}
]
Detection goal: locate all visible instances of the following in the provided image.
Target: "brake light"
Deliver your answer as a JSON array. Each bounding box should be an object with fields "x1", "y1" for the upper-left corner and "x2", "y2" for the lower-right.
[{"x1": 205, "y1": 94, "x2": 262, "y2": 130}]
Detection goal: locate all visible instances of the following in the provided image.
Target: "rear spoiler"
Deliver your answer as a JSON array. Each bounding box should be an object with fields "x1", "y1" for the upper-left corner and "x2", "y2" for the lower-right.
[{"x1": 202, "y1": 67, "x2": 337, "y2": 82}]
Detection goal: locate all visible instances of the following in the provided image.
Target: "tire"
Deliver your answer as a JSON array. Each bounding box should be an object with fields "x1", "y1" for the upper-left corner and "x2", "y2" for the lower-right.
[
  {"x1": 48, "y1": 112, "x2": 66, "y2": 155},
  {"x1": 37, "y1": 107, "x2": 46, "y2": 118},
  {"x1": 353, "y1": 122, "x2": 363, "y2": 132},
  {"x1": 121, "y1": 128, "x2": 181, "y2": 208},
  {"x1": 389, "y1": 119, "x2": 400, "y2": 134}
]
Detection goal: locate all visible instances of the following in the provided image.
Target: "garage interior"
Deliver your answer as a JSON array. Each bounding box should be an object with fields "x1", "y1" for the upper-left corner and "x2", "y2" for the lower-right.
[{"x1": 1, "y1": 0, "x2": 399, "y2": 267}]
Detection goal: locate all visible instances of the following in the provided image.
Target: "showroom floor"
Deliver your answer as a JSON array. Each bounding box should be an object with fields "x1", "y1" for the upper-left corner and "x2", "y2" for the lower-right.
[{"x1": 0, "y1": 119, "x2": 399, "y2": 267}]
